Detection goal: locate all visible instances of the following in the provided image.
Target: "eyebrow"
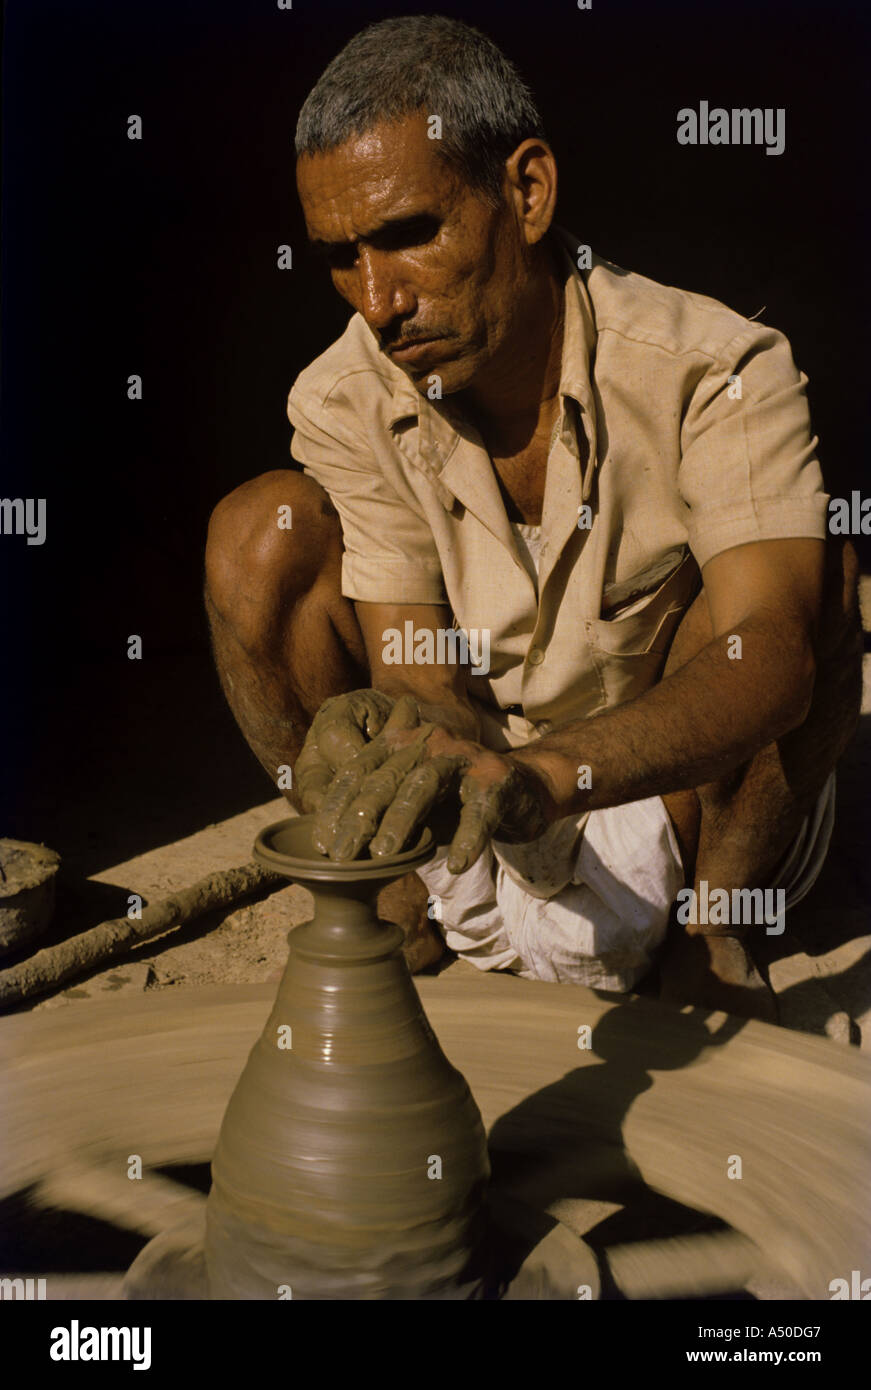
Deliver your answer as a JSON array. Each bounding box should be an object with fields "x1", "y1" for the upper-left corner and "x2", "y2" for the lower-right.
[{"x1": 309, "y1": 213, "x2": 437, "y2": 257}]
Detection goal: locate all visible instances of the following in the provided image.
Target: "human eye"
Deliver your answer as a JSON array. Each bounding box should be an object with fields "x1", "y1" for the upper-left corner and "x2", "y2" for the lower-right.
[
  {"x1": 323, "y1": 243, "x2": 357, "y2": 270},
  {"x1": 310, "y1": 240, "x2": 357, "y2": 271},
  {"x1": 373, "y1": 215, "x2": 440, "y2": 252}
]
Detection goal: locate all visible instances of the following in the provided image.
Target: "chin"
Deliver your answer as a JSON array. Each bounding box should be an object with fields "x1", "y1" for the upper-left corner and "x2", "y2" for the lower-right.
[{"x1": 409, "y1": 355, "x2": 480, "y2": 397}]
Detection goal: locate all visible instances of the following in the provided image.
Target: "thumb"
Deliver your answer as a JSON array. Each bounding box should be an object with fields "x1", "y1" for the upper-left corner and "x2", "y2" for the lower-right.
[{"x1": 381, "y1": 693, "x2": 421, "y2": 734}]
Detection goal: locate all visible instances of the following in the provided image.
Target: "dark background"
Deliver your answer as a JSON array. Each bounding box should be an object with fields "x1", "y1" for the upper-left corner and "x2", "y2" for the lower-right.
[{"x1": 1, "y1": 0, "x2": 868, "y2": 869}]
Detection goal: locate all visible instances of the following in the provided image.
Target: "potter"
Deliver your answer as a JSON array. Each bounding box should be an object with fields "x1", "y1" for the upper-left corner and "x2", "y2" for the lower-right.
[{"x1": 205, "y1": 15, "x2": 862, "y2": 1019}]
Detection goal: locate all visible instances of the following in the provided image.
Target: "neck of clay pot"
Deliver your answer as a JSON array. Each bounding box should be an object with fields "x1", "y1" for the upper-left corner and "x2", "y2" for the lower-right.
[{"x1": 290, "y1": 879, "x2": 404, "y2": 965}]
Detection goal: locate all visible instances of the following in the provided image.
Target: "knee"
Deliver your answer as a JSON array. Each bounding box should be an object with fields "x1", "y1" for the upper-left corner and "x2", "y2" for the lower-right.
[{"x1": 205, "y1": 470, "x2": 342, "y2": 632}]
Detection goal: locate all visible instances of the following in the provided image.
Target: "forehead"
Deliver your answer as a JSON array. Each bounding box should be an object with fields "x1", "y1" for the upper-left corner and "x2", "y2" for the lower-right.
[{"x1": 296, "y1": 114, "x2": 462, "y2": 240}]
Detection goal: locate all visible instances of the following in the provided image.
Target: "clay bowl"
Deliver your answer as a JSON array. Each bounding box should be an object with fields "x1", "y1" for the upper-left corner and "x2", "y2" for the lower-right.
[
  {"x1": 0, "y1": 839, "x2": 60, "y2": 957},
  {"x1": 253, "y1": 814, "x2": 435, "y2": 887}
]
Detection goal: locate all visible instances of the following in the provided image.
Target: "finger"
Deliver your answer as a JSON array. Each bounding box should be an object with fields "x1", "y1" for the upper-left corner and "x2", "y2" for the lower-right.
[
  {"x1": 293, "y1": 736, "x2": 335, "y2": 814},
  {"x1": 446, "y1": 780, "x2": 505, "y2": 874},
  {"x1": 369, "y1": 755, "x2": 462, "y2": 858},
  {"x1": 294, "y1": 708, "x2": 345, "y2": 813},
  {"x1": 380, "y1": 693, "x2": 421, "y2": 735},
  {"x1": 312, "y1": 738, "x2": 394, "y2": 854},
  {"x1": 328, "y1": 730, "x2": 435, "y2": 861},
  {"x1": 363, "y1": 689, "x2": 406, "y2": 739},
  {"x1": 367, "y1": 754, "x2": 459, "y2": 858},
  {"x1": 315, "y1": 689, "x2": 394, "y2": 770}
]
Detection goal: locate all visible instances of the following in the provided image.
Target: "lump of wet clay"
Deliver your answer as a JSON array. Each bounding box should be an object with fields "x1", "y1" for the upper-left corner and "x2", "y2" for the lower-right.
[{"x1": 0, "y1": 838, "x2": 60, "y2": 956}]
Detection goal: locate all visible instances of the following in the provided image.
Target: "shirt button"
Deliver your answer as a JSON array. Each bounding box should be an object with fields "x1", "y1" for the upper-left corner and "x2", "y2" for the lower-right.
[
  {"x1": 527, "y1": 646, "x2": 545, "y2": 666},
  {"x1": 536, "y1": 720, "x2": 552, "y2": 734}
]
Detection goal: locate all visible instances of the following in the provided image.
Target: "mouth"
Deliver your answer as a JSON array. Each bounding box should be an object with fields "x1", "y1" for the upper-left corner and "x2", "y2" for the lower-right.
[{"x1": 386, "y1": 336, "x2": 443, "y2": 364}]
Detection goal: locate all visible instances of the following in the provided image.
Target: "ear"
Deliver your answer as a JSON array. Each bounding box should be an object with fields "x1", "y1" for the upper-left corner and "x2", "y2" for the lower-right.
[{"x1": 503, "y1": 139, "x2": 558, "y2": 247}]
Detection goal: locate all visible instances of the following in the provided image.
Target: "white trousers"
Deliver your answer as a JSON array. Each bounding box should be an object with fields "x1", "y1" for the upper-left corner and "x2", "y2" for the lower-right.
[{"x1": 416, "y1": 775, "x2": 836, "y2": 992}]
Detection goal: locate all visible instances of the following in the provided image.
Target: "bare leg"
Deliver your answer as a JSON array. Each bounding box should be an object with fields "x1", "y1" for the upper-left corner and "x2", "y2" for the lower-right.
[
  {"x1": 204, "y1": 469, "x2": 444, "y2": 970},
  {"x1": 205, "y1": 470, "x2": 368, "y2": 788},
  {"x1": 657, "y1": 539, "x2": 863, "y2": 1019}
]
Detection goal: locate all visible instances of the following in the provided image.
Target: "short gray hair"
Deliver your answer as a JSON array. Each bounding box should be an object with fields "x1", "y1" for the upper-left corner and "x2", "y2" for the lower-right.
[{"x1": 295, "y1": 15, "x2": 545, "y2": 204}]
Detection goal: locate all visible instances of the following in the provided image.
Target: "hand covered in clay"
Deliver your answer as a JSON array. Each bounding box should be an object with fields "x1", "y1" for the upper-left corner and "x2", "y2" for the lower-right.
[
  {"x1": 294, "y1": 689, "x2": 424, "y2": 813},
  {"x1": 312, "y1": 697, "x2": 552, "y2": 874}
]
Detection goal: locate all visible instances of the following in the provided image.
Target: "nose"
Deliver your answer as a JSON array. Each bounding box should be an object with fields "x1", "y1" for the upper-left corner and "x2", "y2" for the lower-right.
[{"x1": 356, "y1": 246, "x2": 416, "y2": 332}]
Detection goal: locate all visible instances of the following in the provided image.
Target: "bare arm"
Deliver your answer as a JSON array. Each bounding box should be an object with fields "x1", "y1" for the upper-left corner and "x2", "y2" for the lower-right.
[
  {"x1": 511, "y1": 537, "x2": 824, "y2": 819},
  {"x1": 300, "y1": 601, "x2": 489, "y2": 858},
  {"x1": 354, "y1": 601, "x2": 483, "y2": 742},
  {"x1": 308, "y1": 539, "x2": 826, "y2": 871}
]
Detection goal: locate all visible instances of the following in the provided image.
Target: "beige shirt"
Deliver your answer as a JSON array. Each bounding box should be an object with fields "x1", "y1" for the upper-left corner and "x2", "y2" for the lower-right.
[{"x1": 287, "y1": 228, "x2": 828, "y2": 748}]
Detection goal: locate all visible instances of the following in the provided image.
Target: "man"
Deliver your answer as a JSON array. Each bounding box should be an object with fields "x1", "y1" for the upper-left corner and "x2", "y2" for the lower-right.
[{"x1": 205, "y1": 16, "x2": 862, "y2": 1020}]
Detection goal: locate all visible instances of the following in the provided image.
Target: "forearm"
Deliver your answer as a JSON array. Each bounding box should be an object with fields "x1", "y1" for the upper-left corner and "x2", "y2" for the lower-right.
[
  {"x1": 511, "y1": 616, "x2": 815, "y2": 820},
  {"x1": 355, "y1": 600, "x2": 483, "y2": 743},
  {"x1": 372, "y1": 670, "x2": 482, "y2": 743}
]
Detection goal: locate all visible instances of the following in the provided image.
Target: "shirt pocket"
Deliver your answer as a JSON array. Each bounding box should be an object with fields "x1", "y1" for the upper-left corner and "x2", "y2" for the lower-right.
[{"x1": 587, "y1": 549, "x2": 701, "y2": 703}]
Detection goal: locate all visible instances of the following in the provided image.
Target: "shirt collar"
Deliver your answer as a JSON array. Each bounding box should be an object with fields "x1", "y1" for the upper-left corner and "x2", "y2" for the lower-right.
[{"x1": 552, "y1": 226, "x2": 598, "y2": 420}]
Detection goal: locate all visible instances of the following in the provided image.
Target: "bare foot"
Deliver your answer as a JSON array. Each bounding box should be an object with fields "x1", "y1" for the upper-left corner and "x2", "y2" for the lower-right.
[
  {"x1": 659, "y1": 928, "x2": 779, "y2": 1023},
  {"x1": 375, "y1": 871, "x2": 445, "y2": 975}
]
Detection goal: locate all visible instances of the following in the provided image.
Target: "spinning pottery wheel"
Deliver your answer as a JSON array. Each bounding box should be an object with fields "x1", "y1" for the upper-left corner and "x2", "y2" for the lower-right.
[{"x1": 1, "y1": 817, "x2": 870, "y2": 1300}]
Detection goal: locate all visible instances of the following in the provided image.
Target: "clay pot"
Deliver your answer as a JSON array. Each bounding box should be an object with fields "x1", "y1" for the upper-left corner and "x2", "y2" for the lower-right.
[{"x1": 205, "y1": 816, "x2": 490, "y2": 1299}]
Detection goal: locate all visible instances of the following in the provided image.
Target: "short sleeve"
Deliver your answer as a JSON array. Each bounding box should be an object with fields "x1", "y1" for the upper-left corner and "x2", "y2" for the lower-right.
[
  {"x1": 678, "y1": 324, "x2": 829, "y2": 569},
  {"x1": 287, "y1": 387, "x2": 447, "y2": 605}
]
